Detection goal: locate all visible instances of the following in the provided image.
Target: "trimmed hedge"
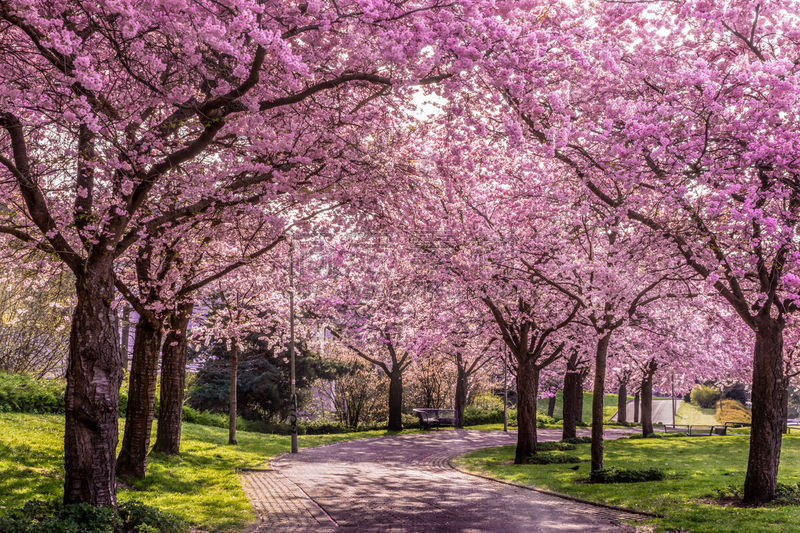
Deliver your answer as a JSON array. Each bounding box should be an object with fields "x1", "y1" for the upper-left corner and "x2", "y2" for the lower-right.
[{"x1": 181, "y1": 405, "x2": 380, "y2": 435}]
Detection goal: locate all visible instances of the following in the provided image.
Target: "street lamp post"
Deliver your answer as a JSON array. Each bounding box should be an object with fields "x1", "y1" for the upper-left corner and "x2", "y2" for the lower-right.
[{"x1": 289, "y1": 237, "x2": 298, "y2": 453}]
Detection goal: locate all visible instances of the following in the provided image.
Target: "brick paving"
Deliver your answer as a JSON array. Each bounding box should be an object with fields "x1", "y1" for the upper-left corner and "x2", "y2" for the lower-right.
[{"x1": 244, "y1": 428, "x2": 641, "y2": 532}]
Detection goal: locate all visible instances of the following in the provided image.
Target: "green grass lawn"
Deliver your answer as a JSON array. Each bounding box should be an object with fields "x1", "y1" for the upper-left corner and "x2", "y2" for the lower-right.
[
  {"x1": 538, "y1": 391, "x2": 646, "y2": 422},
  {"x1": 676, "y1": 401, "x2": 719, "y2": 425},
  {"x1": 0, "y1": 413, "x2": 412, "y2": 531},
  {"x1": 454, "y1": 434, "x2": 800, "y2": 533}
]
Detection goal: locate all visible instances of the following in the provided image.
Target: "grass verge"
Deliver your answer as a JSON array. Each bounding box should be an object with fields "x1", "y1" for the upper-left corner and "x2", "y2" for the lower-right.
[
  {"x1": 453, "y1": 434, "x2": 800, "y2": 533},
  {"x1": 0, "y1": 413, "x2": 414, "y2": 531}
]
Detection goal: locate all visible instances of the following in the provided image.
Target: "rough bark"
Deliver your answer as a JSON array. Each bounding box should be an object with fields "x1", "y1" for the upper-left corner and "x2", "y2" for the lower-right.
[
  {"x1": 64, "y1": 267, "x2": 123, "y2": 507},
  {"x1": 743, "y1": 315, "x2": 785, "y2": 505},
  {"x1": 547, "y1": 395, "x2": 556, "y2": 418},
  {"x1": 576, "y1": 375, "x2": 585, "y2": 424},
  {"x1": 617, "y1": 381, "x2": 627, "y2": 424},
  {"x1": 562, "y1": 370, "x2": 580, "y2": 440},
  {"x1": 633, "y1": 392, "x2": 640, "y2": 423},
  {"x1": 590, "y1": 333, "x2": 611, "y2": 473},
  {"x1": 515, "y1": 357, "x2": 539, "y2": 464},
  {"x1": 120, "y1": 305, "x2": 131, "y2": 373},
  {"x1": 782, "y1": 380, "x2": 790, "y2": 434},
  {"x1": 229, "y1": 339, "x2": 238, "y2": 445},
  {"x1": 640, "y1": 363, "x2": 655, "y2": 436},
  {"x1": 153, "y1": 302, "x2": 193, "y2": 455},
  {"x1": 388, "y1": 369, "x2": 403, "y2": 431},
  {"x1": 454, "y1": 363, "x2": 467, "y2": 429},
  {"x1": 116, "y1": 319, "x2": 162, "y2": 478}
]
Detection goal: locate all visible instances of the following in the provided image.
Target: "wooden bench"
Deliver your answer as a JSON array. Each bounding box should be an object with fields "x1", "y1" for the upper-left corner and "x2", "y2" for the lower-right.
[
  {"x1": 660, "y1": 424, "x2": 728, "y2": 436},
  {"x1": 413, "y1": 408, "x2": 457, "y2": 429}
]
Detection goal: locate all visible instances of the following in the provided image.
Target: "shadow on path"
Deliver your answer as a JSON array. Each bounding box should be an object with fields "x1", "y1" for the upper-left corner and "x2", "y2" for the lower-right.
[{"x1": 249, "y1": 428, "x2": 638, "y2": 532}]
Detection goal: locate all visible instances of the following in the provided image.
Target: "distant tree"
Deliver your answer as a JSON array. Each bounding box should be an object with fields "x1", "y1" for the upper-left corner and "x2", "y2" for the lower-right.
[{"x1": 189, "y1": 329, "x2": 340, "y2": 422}]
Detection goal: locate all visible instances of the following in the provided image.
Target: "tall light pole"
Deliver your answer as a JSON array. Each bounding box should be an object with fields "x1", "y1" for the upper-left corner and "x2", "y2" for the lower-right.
[{"x1": 289, "y1": 237, "x2": 298, "y2": 453}]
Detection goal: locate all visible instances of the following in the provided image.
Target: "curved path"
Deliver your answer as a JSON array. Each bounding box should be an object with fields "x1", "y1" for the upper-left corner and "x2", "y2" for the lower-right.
[{"x1": 243, "y1": 428, "x2": 639, "y2": 533}]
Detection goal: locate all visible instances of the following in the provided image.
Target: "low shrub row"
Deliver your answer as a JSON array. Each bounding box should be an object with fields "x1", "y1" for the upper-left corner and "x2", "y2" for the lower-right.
[
  {"x1": 0, "y1": 499, "x2": 186, "y2": 533},
  {"x1": 181, "y1": 406, "x2": 384, "y2": 435}
]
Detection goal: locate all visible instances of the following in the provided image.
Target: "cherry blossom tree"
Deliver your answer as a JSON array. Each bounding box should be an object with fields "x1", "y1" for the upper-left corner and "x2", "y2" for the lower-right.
[
  {"x1": 0, "y1": 0, "x2": 484, "y2": 505},
  {"x1": 479, "y1": 0, "x2": 800, "y2": 502}
]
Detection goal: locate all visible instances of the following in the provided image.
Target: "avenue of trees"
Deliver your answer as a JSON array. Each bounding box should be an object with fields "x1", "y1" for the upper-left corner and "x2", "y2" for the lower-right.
[{"x1": 0, "y1": 0, "x2": 798, "y2": 511}]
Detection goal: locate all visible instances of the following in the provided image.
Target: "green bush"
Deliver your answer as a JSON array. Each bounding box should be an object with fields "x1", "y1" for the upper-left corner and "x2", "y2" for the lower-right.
[
  {"x1": 0, "y1": 499, "x2": 186, "y2": 533},
  {"x1": 181, "y1": 405, "x2": 385, "y2": 435},
  {"x1": 627, "y1": 432, "x2": 664, "y2": 439},
  {"x1": 0, "y1": 373, "x2": 65, "y2": 414},
  {"x1": 470, "y1": 393, "x2": 504, "y2": 410},
  {"x1": 536, "y1": 413, "x2": 555, "y2": 426},
  {"x1": 463, "y1": 404, "x2": 514, "y2": 425},
  {"x1": 401, "y1": 413, "x2": 421, "y2": 429},
  {"x1": 462, "y1": 405, "x2": 552, "y2": 427},
  {"x1": 537, "y1": 441, "x2": 576, "y2": 451},
  {"x1": 118, "y1": 500, "x2": 186, "y2": 533},
  {"x1": 0, "y1": 372, "x2": 138, "y2": 416},
  {"x1": 561, "y1": 436, "x2": 592, "y2": 444},
  {"x1": 590, "y1": 467, "x2": 666, "y2": 483},
  {"x1": 528, "y1": 453, "x2": 583, "y2": 464},
  {"x1": 712, "y1": 483, "x2": 742, "y2": 500},
  {"x1": 690, "y1": 385, "x2": 722, "y2": 408},
  {"x1": 774, "y1": 482, "x2": 800, "y2": 506}
]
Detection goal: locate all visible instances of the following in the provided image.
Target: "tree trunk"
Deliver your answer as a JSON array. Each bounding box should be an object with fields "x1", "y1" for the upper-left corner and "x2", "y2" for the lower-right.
[
  {"x1": 120, "y1": 305, "x2": 131, "y2": 373},
  {"x1": 116, "y1": 319, "x2": 162, "y2": 478},
  {"x1": 64, "y1": 267, "x2": 123, "y2": 507},
  {"x1": 633, "y1": 392, "x2": 640, "y2": 423},
  {"x1": 743, "y1": 315, "x2": 785, "y2": 505},
  {"x1": 576, "y1": 375, "x2": 585, "y2": 424},
  {"x1": 641, "y1": 365, "x2": 655, "y2": 436},
  {"x1": 515, "y1": 357, "x2": 539, "y2": 464},
  {"x1": 229, "y1": 339, "x2": 238, "y2": 445},
  {"x1": 454, "y1": 363, "x2": 467, "y2": 428},
  {"x1": 388, "y1": 368, "x2": 403, "y2": 431},
  {"x1": 617, "y1": 381, "x2": 627, "y2": 424},
  {"x1": 562, "y1": 370, "x2": 579, "y2": 440},
  {"x1": 590, "y1": 332, "x2": 611, "y2": 473},
  {"x1": 547, "y1": 395, "x2": 556, "y2": 418},
  {"x1": 782, "y1": 379, "x2": 790, "y2": 434},
  {"x1": 153, "y1": 302, "x2": 193, "y2": 455}
]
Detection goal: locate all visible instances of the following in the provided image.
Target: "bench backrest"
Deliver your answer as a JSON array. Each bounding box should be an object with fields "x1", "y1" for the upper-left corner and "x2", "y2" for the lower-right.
[{"x1": 413, "y1": 408, "x2": 456, "y2": 420}]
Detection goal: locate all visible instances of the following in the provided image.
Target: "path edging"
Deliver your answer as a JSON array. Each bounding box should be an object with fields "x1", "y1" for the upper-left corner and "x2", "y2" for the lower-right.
[{"x1": 447, "y1": 456, "x2": 663, "y2": 520}]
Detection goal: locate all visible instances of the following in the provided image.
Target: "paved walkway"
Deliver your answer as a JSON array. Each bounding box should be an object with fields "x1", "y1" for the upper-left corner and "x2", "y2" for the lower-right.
[{"x1": 242, "y1": 428, "x2": 640, "y2": 532}]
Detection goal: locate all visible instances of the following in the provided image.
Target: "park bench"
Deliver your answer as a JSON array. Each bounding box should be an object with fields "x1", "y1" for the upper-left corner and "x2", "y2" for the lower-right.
[
  {"x1": 660, "y1": 424, "x2": 727, "y2": 436},
  {"x1": 413, "y1": 408, "x2": 457, "y2": 429}
]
